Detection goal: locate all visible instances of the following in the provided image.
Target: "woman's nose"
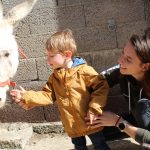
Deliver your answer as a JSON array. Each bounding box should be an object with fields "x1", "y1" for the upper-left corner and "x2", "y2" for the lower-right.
[{"x1": 118, "y1": 54, "x2": 124, "y2": 64}]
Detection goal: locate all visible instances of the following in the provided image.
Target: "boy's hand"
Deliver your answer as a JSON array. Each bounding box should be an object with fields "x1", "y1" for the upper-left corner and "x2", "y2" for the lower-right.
[
  {"x1": 86, "y1": 112, "x2": 98, "y2": 124},
  {"x1": 10, "y1": 86, "x2": 34, "y2": 110},
  {"x1": 18, "y1": 101, "x2": 34, "y2": 110},
  {"x1": 10, "y1": 86, "x2": 25, "y2": 103}
]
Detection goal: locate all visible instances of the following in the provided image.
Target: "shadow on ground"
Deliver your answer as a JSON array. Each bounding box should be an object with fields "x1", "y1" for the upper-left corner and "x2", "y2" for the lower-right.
[{"x1": 69, "y1": 139, "x2": 146, "y2": 150}]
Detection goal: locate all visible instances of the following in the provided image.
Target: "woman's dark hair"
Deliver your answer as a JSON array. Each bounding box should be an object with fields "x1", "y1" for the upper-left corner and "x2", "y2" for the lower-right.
[{"x1": 130, "y1": 28, "x2": 150, "y2": 96}]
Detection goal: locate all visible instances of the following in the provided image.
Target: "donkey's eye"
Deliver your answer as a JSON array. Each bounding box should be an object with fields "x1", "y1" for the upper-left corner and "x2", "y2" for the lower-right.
[{"x1": 4, "y1": 53, "x2": 10, "y2": 57}]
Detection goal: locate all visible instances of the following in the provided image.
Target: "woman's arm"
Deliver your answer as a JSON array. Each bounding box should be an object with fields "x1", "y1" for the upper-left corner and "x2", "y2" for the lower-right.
[
  {"x1": 122, "y1": 122, "x2": 138, "y2": 139},
  {"x1": 120, "y1": 120, "x2": 150, "y2": 147},
  {"x1": 85, "y1": 111, "x2": 150, "y2": 147}
]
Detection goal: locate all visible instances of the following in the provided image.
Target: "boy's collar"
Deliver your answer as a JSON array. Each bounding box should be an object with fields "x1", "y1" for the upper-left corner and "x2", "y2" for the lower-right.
[{"x1": 65, "y1": 60, "x2": 73, "y2": 69}]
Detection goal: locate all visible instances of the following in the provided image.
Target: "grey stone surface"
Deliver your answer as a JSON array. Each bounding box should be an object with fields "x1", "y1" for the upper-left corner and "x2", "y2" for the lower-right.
[
  {"x1": 145, "y1": 0, "x2": 150, "y2": 21},
  {"x1": 79, "y1": 52, "x2": 92, "y2": 65},
  {"x1": 17, "y1": 35, "x2": 46, "y2": 58},
  {"x1": 0, "y1": 122, "x2": 145, "y2": 150},
  {"x1": 92, "y1": 49, "x2": 121, "y2": 73},
  {"x1": 74, "y1": 27, "x2": 117, "y2": 53},
  {"x1": 13, "y1": 59, "x2": 37, "y2": 82},
  {"x1": 0, "y1": 122, "x2": 144, "y2": 150},
  {"x1": 27, "y1": 5, "x2": 85, "y2": 34},
  {"x1": 0, "y1": 123, "x2": 32, "y2": 149},
  {"x1": 117, "y1": 21, "x2": 150, "y2": 48},
  {"x1": 36, "y1": 57, "x2": 53, "y2": 81},
  {"x1": 24, "y1": 134, "x2": 143, "y2": 150},
  {"x1": 32, "y1": 122, "x2": 64, "y2": 134},
  {"x1": 0, "y1": 103, "x2": 45, "y2": 122},
  {"x1": 43, "y1": 104, "x2": 60, "y2": 122},
  {"x1": 17, "y1": 81, "x2": 46, "y2": 91},
  {"x1": 84, "y1": 0, "x2": 145, "y2": 27}
]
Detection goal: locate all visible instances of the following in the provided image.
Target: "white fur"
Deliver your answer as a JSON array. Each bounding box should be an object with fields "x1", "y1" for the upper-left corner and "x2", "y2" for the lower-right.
[{"x1": 0, "y1": 0, "x2": 38, "y2": 107}]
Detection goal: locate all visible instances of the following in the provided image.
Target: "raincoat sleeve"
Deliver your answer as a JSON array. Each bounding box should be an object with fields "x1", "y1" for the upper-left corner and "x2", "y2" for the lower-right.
[
  {"x1": 22, "y1": 75, "x2": 56, "y2": 107},
  {"x1": 82, "y1": 65, "x2": 109, "y2": 114}
]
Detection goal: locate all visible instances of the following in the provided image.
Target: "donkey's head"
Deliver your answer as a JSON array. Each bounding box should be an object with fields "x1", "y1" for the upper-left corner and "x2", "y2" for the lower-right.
[{"x1": 0, "y1": 0, "x2": 38, "y2": 107}]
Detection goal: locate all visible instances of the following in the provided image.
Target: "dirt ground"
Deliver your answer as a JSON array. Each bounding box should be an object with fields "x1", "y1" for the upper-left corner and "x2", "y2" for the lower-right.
[{"x1": 24, "y1": 132, "x2": 144, "y2": 150}]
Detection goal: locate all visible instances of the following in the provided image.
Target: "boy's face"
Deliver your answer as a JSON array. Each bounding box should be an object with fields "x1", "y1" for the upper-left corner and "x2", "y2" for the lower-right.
[{"x1": 46, "y1": 51, "x2": 66, "y2": 69}]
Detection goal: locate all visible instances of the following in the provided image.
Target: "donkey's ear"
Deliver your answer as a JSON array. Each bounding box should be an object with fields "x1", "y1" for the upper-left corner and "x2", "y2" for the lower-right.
[{"x1": 5, "y1": 0, "x2": 38, "y2": 25}]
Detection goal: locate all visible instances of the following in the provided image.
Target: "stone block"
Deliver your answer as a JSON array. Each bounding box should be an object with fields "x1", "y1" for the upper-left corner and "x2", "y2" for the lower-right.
[
  {"x1": 79, "y1": 52, "x2": 92, "y2": 65},
  {"x1": 29, "y1": 24, "x2": 59, "y2": 35},
  {"x1": 13, "y1": 59, "x2": 37, "y2": 82},
  {"x1": 43, "y1": 104, "x2": 60, "y2": 122},
  {"x1": 14, "y1": 21, "x2": 31, "y2": 37},
  {"x1": 117, "y1": 21, "x2": 150, "y2": 48},
  {"x1": 92, "y1": 49, "x2": 121, "y2": 73},
  {"x1": 58, "y1": 0, "x2": 82, "y2": 5},
  {"x1": 0, "y1": 103, "x2": 45, "y2": 122},
  {"x1": 26, "y1": 5, "x2": 85, "y2": 34},
  {"x1": 74, "y1": 27, "x2": 116, "y2": 53},
  {"x1": 16, "y1": 81, "x2": 46, "y2": 91},
  {"x1": 34, "y1": 0, "x2": 58, "y2": 9},
  {"x1": 84, "y1": 0, "x2": 145, "y2": 27},
  {"x1": 57, "y1": 0, "x2": 100, "y2": 6},
  {"x1": 145, "y1": 0, "x2": 150, "y2": 21},
  {"x1": 17, "y1": 35, "x2": 46, "y2": 58},
  {"x1": 32, "y1": 122, "x2": 64, "y2": 134},
  {"x1": 0, "y1": 123, "x2": 33, "y2": 149},
  {"x1": 36, "y1": 57, "x2": 53, "y2": 81}
]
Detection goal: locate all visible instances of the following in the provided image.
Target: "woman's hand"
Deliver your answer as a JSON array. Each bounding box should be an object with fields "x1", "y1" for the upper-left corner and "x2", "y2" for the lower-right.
[{"x1": 85, "y1": 111, "x2": 120, "y2": 128}]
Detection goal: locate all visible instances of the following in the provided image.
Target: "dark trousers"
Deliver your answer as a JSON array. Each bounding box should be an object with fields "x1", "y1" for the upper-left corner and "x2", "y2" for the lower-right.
[
  {"x1": 71, "y1": 131, "x2": 110, "y2": 150},
  {"x1": 133, "y1": 98, "x2": 150, "y2": 130}
]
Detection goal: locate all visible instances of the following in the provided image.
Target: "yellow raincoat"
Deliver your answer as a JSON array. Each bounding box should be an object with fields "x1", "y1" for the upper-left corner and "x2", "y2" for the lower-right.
[{"x1": 22, "y1": 63, "x2": 109, "y2": 137}]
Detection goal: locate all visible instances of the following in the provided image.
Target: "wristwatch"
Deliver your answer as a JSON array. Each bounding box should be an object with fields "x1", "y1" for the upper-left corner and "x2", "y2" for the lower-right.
[{"x1": 118, "y1": 120, "x2": 128, "y2": 132}]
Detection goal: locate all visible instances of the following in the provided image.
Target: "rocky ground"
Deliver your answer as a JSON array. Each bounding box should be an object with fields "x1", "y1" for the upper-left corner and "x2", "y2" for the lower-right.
[{"x1": 0, "y1": 122, "x2": 147, "y2": 150}]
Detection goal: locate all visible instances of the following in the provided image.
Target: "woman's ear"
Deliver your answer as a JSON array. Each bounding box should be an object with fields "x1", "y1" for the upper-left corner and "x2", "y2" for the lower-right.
[
  {"x1": 64, "y1": 50, "x2": 72, "y2": 58},
  {"x1": 142, "y1": 63, "x2": 150, "y2": 71}
]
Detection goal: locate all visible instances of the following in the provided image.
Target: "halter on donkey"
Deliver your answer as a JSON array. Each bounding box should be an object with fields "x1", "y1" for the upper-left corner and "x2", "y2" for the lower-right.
[{"x1": 0, "y1": 0, "x2": 38, "y2": 107}]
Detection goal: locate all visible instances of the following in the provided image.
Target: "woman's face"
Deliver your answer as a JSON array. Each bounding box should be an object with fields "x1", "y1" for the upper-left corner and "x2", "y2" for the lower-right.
[{"x1": 118, "y1": 42, "x2": 145, "y2": 80}]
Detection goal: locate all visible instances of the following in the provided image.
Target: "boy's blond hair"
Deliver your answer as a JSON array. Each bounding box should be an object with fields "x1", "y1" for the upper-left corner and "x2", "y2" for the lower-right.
[{"x1": 45, "y1": 29, "x2": 77, "y2": 57}]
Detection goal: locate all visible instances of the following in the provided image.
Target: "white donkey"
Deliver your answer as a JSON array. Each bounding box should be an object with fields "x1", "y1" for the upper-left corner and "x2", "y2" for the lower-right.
[{"x1": 0, "y1": 0, "x2": 38, "y2": 107}]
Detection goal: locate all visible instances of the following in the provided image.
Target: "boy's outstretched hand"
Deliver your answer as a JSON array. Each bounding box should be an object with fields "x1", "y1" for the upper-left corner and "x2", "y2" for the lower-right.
[
  {"x1": 10, "y1": 86, "x2": 33, "y2": 110},
  {"x1": 10, "y1": 86, "x2": 25, "y2": 103}
]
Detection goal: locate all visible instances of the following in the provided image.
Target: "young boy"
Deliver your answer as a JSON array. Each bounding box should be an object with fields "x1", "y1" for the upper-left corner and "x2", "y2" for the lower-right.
[{"x1": 10, "y1": 29, "x2": 110, "y2": 150}]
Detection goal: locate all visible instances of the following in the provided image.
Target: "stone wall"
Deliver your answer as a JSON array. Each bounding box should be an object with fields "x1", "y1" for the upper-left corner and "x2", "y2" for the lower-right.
[{"x1": 1, "y1": 0, "x2": 150, "y2": 122}]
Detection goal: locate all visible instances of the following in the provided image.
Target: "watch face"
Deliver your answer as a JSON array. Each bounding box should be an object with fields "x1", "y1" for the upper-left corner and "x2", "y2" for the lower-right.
[{"x1": 119, "y1": 123, "x2": 125, "y2": 130}]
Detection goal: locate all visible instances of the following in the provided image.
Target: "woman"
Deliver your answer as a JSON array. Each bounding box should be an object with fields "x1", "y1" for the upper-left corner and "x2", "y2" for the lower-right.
[{"x1": 85, "y1": 28, "x2": 150, "y2": 147}]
